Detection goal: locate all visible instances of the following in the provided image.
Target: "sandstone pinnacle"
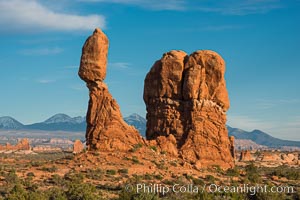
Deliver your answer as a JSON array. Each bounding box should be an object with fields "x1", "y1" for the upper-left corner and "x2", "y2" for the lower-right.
[{"x1": 79, "y1": 28, "x2": 143, "y2": 151}]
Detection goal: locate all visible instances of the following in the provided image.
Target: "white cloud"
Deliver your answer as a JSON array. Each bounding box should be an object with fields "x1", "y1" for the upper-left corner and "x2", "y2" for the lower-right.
[
  {"x1": 79, "y1": 0, "x2": 283, "y2": 14},
  {"x1": 201, "y1": 25, "x2": 244, "y2": 31},
  {"x1": 109, "y1": 62, "x2": 131, "y2": 69},
  {"x1": 0, "y1": 0, "x2": 105, "y2": 32},
  {"x1": 193, "y1": 0, "x2": 283, "y2": 15},
  {"x1": 78, "y1": 0, "x2": 186, "y2": 11},
  {"x1": 19, "y1": 47, "x2": 63, "y2": 56}
]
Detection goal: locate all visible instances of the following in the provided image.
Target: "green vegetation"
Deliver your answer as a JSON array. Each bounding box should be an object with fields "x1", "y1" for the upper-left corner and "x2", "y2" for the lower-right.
[
  {"x1": 86, "y1": 168, "x2": 104, "y2": 180},
  {"x1": 106, "y1": 169, "x2": 117, "y2": 175},
  {"x1": 205, "y1": 175, "x2": 215, "y2": 183},
  {"x1": 132, "y1": 156, "x2": 140, "y2": 164},
  {"x1": 152, "y1": 160, "x2": 168, "y2": 170},
  {"x1": 0, "y1": 154, "x2": 299, "y2": 200},
  {"x1": 40, "y1": 165, "x2": 58, "y2": 173},
  {"x1": 245, "y1": 162, "x2": 262, "y2": 183},
  {"x1": 129, "y1": 143, "x2": 143, "y2": 152},
  {"x1": 266, "y1": 166, "x2": 300, "y2": 180},
  {"x1": 226, "y1": 167, "x2": 240, "y2": 177},
  {"x1": 0, "y1": 169, "x2": 102, "y2": 200},
  {"x1": 118, "y1": 168, "x2": 129, "y2": 174},
  {"x1": 150, "y1": 146, "x2": 157, "y2": 152}
]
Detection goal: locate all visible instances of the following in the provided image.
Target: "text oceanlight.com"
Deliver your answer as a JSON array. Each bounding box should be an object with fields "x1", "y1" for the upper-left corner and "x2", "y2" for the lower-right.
[{"x1": 125, "y1": 183, "x2": 295, "y2": 196}]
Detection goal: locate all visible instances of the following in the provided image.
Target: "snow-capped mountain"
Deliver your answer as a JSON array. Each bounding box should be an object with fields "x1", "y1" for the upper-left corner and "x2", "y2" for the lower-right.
[
  {"x1": 0, "y1": 116, "x2": 24, "y2": 129},
  {"x1": 124, "y1": 113, "x2": 146, "y2": 137},
  {"x1": 1, "y1": 113, "x2": 299, "y2": 148},
  {"x1": 44, "y1": 114, "x2": 85, "y2": 124},
  {"x1": 25, "y1": 114, "x2": 86, "y2": 131},
  {"x1": 72, "y1": 116, "x2": 85, "y2": 124}
]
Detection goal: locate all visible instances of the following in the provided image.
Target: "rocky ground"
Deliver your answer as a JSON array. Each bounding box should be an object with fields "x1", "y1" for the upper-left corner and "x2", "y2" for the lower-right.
[{"x1": 0, "y1": 147, "x2": 299, "y2": 199}]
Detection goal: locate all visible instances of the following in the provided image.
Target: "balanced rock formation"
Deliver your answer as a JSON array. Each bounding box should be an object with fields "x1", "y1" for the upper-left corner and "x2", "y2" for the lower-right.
[
  {"x1": 79, "y1": 28, "x2": 143, "y2": 151},
  {"x1": 144, "y1": 50, "x2": 234, "y2": 168}
]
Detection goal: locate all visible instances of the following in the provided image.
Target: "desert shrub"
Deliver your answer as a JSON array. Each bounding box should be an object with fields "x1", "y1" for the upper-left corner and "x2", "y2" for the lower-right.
[
  {"x1": 66, "y1": 182, "x2": 101, "y2": 200},
  {"x1": 27, "y1": 191, "x2": 48, "y2": 200},
  {"x1": 226, "y1": 167, "x2": 240, "y2": 177},
  {"x1": 131, "y1": 174, "x2": 143, "y2": 183},
  {"x1": 22, "y1": 177, "x2": 38, "y2": 192},
  {"x1": 123, "y1": 156, "x2": 131, "y2": 161},
  {"x1": 86, "y1": 168, "x2": 103, "y2": 180},
  {"x1": 41, "y1": 165, "x2": 58, "y2": 173},
  {"x1": 143, "y1": 173, "x2": 153, "y2": 180},
  {"x1": 246, "y1": 188, "x2": 285, "y2": 200},
  {"x1": 106, "y1": 169, "x2": 116, "y2": 175},
  {"x1": 47, "y1": 187, "x2": 67, "y2": 200},
  {"x1": 212, "y1": 165, "x2": 223, "y2": 174},
  {"x1": 117, "y1": 187, "x2": 159, "y2": 200},
  {"x1": 129, "y1": 143, "x2": 143, "y2": 152},
  {"x1": 191, "y1": 177, "x2": 205, "y2": 185},
  {"x1": 245, "y1": 163, "x2": 261, "y2": 183},
  {"x1": 132, "y1": 156, "x2": 140, "y2": 164},
  {"x1": 118, "y1": 169, "x2": 128, "y2": 174},
  {"x1": 194, "y1": 189, "x2": 247, "y2": 200},
  {"x1": 4, "y1": 170, "x2": 19, "y2": 185},
  {"x1": 183, "y1": 173, "x2": 192, "y2": 180},
  {"x1": 205, "y1": 175, "x2": 215, "y2": 183},
  {"x1": 26, "y1": 172, "x2": 35, "y2": 177},
  {"x1": 268, "y1": 166, "x2": 300, "y2": 180},
  {"x1": 153, "y1": 161, "x2": 167, "y2": 170},
  {"x1": 49, "y1": 174, "x2": 64, "y2": 186},
  {"x1": 154, "y1": 174, "x2": 163, "y2": 180},
  {"x1": 245, "y1": 162, "x2": 257, "y2": 174},
  {"x1": 64, "y1": 171, "x2": 85, "y2": 185},
  {"x1": 30, "y1": 161, "x2": 43, "y2": 167},
  {"x1": 150, "y1": 146, "x2": 157, "y2": 152},
  {"x1": 169, "y1": 161, "x2": 177, "y2": 167},
  {"x1": 6, "y1": 184, "x2": 27, "y2": 200},
  {"x1": 162, "y1": 179, "x2": 174, "y2": 185}
]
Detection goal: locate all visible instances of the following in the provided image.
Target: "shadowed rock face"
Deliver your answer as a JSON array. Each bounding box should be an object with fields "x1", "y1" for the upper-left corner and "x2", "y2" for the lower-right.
[
  {"x1": 79, "y1": 28, "x2": 143, "y2": 151},
  {"x1": 144, "y1": 50, "x2": 234, "y2": 168}
]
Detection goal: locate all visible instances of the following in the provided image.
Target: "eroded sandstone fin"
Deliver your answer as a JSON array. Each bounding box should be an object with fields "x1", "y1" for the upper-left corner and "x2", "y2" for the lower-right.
[
  {"x1": 144, "y1": 50, "x2": 234, "y2": 169},
  {"x1": 79, "y1": 28, "x2": 143, "y2": 151}
]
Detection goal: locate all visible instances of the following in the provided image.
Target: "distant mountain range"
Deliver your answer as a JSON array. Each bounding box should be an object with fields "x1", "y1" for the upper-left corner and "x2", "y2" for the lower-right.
[
  {"x1": 227, "y1": 126, "x2": 300, "y2": 148},
  {"x1": 1, "y1": 113, "x2": 299, "y2": 148},
  {"x1": 0, "y1": 114, "x2": 86, "y2": 132},
  {"x1": 0, "y1": 116, "x2": 24, "y2": 129},
  {"x1": 124, "y1": 113, "x2": 146, "y2": 137}
]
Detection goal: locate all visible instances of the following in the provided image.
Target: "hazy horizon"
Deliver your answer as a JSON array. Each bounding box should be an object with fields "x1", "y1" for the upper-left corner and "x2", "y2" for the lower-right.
[{"x1": 0, "y1": 0, "x2": 299, "y2": 141}]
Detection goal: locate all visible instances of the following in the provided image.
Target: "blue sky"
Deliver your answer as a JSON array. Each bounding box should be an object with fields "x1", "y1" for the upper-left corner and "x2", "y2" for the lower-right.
[{"x1": 0, "y1": 0, "x2": 299, "y2": 140}]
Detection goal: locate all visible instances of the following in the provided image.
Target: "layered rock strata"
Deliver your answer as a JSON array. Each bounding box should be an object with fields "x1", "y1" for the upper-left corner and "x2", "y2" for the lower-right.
[
  {"x1": 79, "y1": 28, "x2": 143, "y2": 151},
  {"x1": 144, "y1": 50, "x2": 234, "y2": 168}
]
